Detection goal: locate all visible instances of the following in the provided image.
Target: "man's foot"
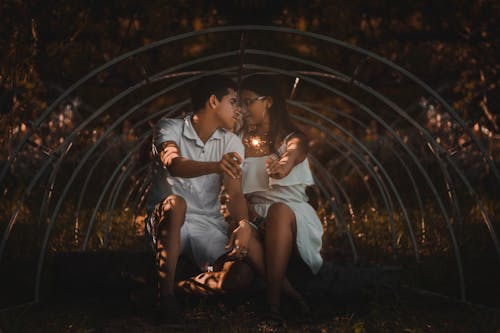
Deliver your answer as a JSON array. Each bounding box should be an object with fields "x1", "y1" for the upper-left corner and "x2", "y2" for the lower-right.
[
  {"x1": 154, "y1": 294, "x2": 183, "y2": 325},
  {"x1": 257, "y1": 304, "x2": 286, "y2": 332}
]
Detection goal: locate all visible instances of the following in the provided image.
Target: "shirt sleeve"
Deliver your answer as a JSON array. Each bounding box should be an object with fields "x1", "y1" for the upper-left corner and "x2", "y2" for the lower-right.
[
  {"x1": 153, "y1": 118, "x2": 181, "y2": 149},
  {"x1": 224, "y1": 133, "x2": 245, "y2": 162}
]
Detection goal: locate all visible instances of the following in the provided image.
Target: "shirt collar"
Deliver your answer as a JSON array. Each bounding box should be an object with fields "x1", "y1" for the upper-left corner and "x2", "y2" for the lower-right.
[{"x1": 182, "y1": 114, "x2": 225, "y2": 146}]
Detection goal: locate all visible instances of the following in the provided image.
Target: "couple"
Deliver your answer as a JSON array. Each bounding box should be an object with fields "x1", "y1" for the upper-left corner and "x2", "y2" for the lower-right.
[{"x1": 146, "y1": 74, "x2": 323, "y2": 327}]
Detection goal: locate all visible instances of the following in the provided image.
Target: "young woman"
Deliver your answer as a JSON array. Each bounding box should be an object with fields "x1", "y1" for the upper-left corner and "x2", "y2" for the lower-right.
[{"x1": 238, "y1": 75, "x2": 324, "y2": 327}]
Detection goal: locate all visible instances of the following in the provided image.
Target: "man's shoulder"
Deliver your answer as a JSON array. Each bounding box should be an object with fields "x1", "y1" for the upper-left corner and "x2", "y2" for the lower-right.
[{"x1": 157, "y1": 117, "x2": 183, "y2": 130}]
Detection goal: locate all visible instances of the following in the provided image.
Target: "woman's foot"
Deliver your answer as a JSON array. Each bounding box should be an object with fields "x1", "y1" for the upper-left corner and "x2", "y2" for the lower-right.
[{"x1": 257, "y1": 304, "x2": 286, "y2": 332}]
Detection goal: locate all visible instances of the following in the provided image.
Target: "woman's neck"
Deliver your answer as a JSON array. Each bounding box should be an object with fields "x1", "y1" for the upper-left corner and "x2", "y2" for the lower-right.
[{"x1": 252, "y1": 121, "x2": 270, "y2": 135}]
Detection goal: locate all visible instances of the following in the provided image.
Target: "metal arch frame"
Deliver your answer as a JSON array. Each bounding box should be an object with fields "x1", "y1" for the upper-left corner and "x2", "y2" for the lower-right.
[
  {"x1": 86, "y1": 115, "x2": 187, "y2": 249},
  {"x1": 73, "y1": 100, "x2": 190, "y2": 233},
  {"x1": 67, "y1": 46, "x2": 496, "y2": 270},
  {"x1": 290, "y1": 114, "x2": 401, "y2": 256},
  {"x1": 241, "y1": 49, "x2": 497, "y2": 254},
  {"x1": 295, "y1": 101, "x2": 426, "y2": 245},
  {"x1": 36, "y1": 143, "x2": 74, "y2": 229},
  {"x1": 0, "y1": 65, "x2": 480, "y2": 304},
  {"x1": 1, "y1": 30, "x2": 496, "y2": 262},
  {"x1": 245, "y1": 62, "x2": 500, "y2": 299},
  {"x1": 103, "y1": 163, "x2": 150, "y2": 248},
  {"x1": 4, "y1": 46, "x2": 495, "y2": 265},
  {"x1": 248, "y1": 64, "x2": 420, "y2": 254},
  {"x1": 0, "y1": 66, "x2": 448, "y2": 299},
  {"x1": 73, "y1": 93, "x2": 393, "y2": 263},
  {"x1": 2, "y1": 25, "x2": 497, "y2": 187},
  {"x1": 70, "y1": 98, "x2": 366, "y2": 261},
  {"x1": 247, "y1": 64, "x2": 470, "y2": 296},
  {"x1": 80, "y1": 133, "x2": 149, "y2": 250},
  {"x1": 307, "y1": 154, "x2": 367, "y2": 239},
  {"x1": 33, "y1": 69, "x2": 240, "y2": 299},
  {"x1": 0, "y1": 62, "x2": 235, "y2": 258},
  {"x1": 0, "y1": 26, "x2": 497, "y2": 304},
  {"x1": 31, "y1": 69, "x2": 235, "y2": 300},
  {"x1": 76, "y1": 103, "x2": 189, "y2": 249},
  {"x1": 49, "y1": 58, "x2": 393, "y2": 260},
  {"x1": 244, "y1": 49, "x2": 463, "y2": 220},
  {"x1": 285, "y1": 106, "x2": 400, "y2": 258}
]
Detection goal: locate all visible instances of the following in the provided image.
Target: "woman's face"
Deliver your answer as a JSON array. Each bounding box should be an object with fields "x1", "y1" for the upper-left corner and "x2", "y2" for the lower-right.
[{"x1": 239, "y1": 89, "x2": 271, "y2": 128}]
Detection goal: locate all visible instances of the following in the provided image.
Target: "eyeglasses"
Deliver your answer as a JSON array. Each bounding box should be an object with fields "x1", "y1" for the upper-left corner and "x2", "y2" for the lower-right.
[
  {"x1": 242, "y1": 96, "x2": 266, "y2": 108},
  {"x1": 229, "y1": 98, "x2": 241, "y2": 109}
]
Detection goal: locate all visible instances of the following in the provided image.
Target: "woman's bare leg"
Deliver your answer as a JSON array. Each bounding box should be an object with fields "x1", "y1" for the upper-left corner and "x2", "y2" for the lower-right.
[
  {"x1": 263, "y1": 202, "x2": 301, "y2": 307},
  {"x1": 245, "y1": 226, "x2": 303, "y2": 301}
]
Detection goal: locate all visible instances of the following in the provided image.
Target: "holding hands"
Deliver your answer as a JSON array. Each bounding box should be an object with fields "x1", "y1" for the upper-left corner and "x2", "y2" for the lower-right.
[{"x1": 218, "y1": 152, "x2": 243, "y2": 179}]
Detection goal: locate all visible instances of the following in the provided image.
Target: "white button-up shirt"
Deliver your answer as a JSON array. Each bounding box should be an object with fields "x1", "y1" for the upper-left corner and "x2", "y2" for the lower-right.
[{"x1": 147, "y1": 114, "x2": 245, "y2": 220}]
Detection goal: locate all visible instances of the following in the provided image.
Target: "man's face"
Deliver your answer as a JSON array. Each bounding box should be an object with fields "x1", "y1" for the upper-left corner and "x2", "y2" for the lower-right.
[{"x1": 214, "y1": 88, "x2": 241, "y2": 130}]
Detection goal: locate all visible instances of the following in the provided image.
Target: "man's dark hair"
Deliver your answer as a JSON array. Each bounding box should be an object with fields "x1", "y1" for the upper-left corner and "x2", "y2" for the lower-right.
[{"x1": 191, "y1": 75, "x2": 238, "y2": 112}]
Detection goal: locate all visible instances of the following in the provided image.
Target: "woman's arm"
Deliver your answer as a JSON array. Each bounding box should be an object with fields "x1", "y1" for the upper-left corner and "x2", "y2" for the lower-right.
[{"x1": 266, "y1": 133, "x2": 308, "y2": 179}]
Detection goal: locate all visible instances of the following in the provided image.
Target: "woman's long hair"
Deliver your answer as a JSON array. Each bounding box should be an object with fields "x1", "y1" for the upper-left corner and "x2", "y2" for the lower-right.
[{"x1": 239, "y1": 74, "x2": 303, "y2": 153}]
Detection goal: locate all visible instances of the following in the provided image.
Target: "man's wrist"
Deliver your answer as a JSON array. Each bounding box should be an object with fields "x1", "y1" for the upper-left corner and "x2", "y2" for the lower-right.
[
  {"x1": 238, "y1": 218, "x2": 250, "y2": 226},
  {"x1": 212, "y1": 161, "x2": 222, "y2": 174}
]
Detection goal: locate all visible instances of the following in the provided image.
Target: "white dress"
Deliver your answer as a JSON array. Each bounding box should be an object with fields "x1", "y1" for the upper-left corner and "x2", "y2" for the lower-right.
[{"x1": 241, "y1": 136, "x2": 324, "y2": 274}]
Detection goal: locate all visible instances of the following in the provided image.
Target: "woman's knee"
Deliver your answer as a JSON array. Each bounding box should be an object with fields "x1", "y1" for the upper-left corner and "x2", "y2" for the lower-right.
[{"x1": 266, "y1": 202, "x2": 295, "y2": 228}]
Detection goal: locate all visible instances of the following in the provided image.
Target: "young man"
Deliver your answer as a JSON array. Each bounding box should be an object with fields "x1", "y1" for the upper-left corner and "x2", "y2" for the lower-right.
[{"x1": 146, "y1": 75, "x2": 254, "y2": 323}]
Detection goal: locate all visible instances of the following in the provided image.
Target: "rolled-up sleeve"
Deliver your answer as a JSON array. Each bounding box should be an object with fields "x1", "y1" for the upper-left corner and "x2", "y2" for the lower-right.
[{"x1": 153, "y1": 118, "x2": 181, "y2": 149}]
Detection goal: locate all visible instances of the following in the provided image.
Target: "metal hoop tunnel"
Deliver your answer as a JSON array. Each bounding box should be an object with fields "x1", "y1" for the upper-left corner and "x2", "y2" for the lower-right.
[{"x1": 1, "y1": 26, "x2": 498, "y2": 307}]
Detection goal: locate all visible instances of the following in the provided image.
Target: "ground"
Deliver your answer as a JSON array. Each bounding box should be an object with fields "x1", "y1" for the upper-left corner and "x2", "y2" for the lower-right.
[{"x1": 2, "y1": 286, "x2": 499, "y2": 333}]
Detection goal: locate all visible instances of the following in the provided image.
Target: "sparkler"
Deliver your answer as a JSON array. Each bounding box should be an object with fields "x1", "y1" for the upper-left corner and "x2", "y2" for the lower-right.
[{"x1": 243, "y1": 135, "x2": 267, "y2": 154}]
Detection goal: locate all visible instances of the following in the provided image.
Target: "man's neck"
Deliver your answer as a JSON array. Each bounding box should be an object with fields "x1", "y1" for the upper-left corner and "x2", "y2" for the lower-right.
[{"x1": 191, "y1": 111, "x2": 219, "y2": 144}]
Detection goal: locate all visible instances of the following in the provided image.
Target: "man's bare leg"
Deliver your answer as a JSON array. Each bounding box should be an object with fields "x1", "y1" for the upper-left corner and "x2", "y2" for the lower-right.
[{"x1": 155, "y1": 194, "x2": 186, "y2": 297}]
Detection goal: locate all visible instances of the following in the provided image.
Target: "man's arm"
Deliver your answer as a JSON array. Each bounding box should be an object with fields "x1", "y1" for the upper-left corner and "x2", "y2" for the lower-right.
[
  {"x1": 223, "y1": 170, "x2": 252, "y2": 257},
  {"x1": 223, "y1": 173, "x2": 249, "y2": 223},
  {"x1": 158, "y1": 141, "x2": 242, "y2": 179}
]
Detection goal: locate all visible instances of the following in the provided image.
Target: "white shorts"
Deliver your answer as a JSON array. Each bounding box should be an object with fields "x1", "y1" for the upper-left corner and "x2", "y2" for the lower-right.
[{"x1": 146, "y1": 208, "x2": 229, "y2": 270}]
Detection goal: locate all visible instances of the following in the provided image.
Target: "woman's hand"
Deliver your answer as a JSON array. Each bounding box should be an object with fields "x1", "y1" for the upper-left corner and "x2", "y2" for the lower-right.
[
  {"x1": 266, "y1": 135, "x2": 308, "y2": 179},
  {"x1": 266, "y1": 155, "x2": 291, "y2": 179}
]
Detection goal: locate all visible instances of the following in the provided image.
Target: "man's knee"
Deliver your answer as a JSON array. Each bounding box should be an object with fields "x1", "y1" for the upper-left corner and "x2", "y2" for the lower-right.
[
  {"x1": 157, "y1": 195, "x2": 186, "y2": 235},
  {"x1": 164, "y1": 194, "x2": 186, "y2": 213}
]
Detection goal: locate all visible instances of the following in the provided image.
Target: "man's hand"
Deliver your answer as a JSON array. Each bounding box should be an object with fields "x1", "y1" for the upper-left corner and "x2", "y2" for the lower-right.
[
  {"x1": 218, "y1": 152, "x2": 243, "y2": 179},
  {"x1": 225, "y1": 219, "x2": 252, "y2": 259}
]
